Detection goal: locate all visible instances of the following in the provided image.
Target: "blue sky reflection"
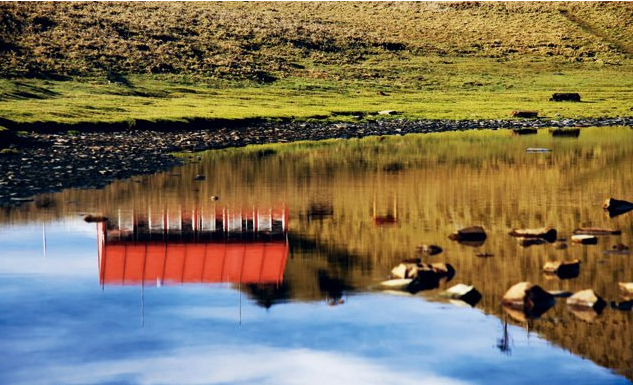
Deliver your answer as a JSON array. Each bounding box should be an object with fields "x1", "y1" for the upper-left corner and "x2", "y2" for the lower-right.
[{"x1": 0, "y1": 220, "x2": 630, "y2": 385}]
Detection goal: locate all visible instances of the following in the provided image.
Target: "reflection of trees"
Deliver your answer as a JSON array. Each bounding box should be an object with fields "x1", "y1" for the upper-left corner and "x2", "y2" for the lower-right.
[{"x1": 245, "y1": 282, "x2": 292, "y2": 309}]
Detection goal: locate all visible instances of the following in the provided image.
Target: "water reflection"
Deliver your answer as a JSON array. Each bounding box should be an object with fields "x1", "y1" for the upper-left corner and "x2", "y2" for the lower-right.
[
  {"x1": 98, "y1": 206, "x2": 288, "y2": 285},
  {"x1": 1, "y1": 127, "x2": 632, "y2": 384}
]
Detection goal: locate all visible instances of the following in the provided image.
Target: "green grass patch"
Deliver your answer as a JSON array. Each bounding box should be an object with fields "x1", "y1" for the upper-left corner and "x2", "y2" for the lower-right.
[{"x1": 0, "y1": 59, "x2": 631, "y2": 127}]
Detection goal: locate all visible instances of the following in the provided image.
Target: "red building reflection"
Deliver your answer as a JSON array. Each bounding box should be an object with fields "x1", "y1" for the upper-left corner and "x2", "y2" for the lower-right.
[{"x1": 97, "y1": 207, "x2": 289, "y2": 285}]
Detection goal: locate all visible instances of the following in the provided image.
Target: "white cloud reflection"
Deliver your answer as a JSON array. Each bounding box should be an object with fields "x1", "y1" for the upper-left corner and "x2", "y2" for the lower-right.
[{"x1": 22, "y1": 345, "x2": 468, "y2": 385}]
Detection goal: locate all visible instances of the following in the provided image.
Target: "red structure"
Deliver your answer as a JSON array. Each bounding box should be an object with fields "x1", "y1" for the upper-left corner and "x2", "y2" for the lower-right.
[{"x1": 97, "y1": 207, "x2": 289, "y2": 285}]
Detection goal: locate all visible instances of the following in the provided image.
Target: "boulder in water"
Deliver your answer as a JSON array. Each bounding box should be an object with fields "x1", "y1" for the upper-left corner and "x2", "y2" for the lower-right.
[
  {"x1": 543, "y1": 259, "x2": 580, "y2": 279},
  {"x1": 509, "y1": 227, "x2": 557, "y2": 242},
  {"x1": 603, "y1": 198, "x2": 633, "y2": 217}
]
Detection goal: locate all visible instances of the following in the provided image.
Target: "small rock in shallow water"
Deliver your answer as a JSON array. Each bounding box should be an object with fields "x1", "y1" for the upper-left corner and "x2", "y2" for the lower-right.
[
  {"x1": 602, "y1": 197, "x2": 633, "y2": 217},
  {"x1": 194, "y1": 174, "x2": 206, "y2": 181},
  {"x1": 543, "y1": 259, "x2": 580, "y2": 279},
  {"x1": 440, "y1": 284, "x2": 482, "y2": 307},
  {"x1": 509, "y1": 227, "x2": 557, "y2": 242},
  {"x1": 416, "y1": 244, "x2": 443, "y2": 256},
  {"x1": 571, "y1": 234, "x2": 598, "y2": 245},
  {"x1": 448, "y1": 226, "x2": 487, "y2": 246}
]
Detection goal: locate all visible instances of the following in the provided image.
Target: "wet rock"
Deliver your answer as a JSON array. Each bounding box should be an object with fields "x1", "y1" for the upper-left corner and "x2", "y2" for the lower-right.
[
  {"x1": 511, "y1": 111, "x2": 538, "y2": 119},
  {"x1": 550, "y1": 92, "x2": 581, "y2": 102},
  {"x1": 448, "y1": 226, "x2": 487, "y2": 246},
  {"x1": 610, "y1": 300, "x2": 633, "y2": 311},
  {"x1": 416, "y1": 244, "x2": 443, "y2": 256},
  {"x1": 509, "y1": 227, "x2": 557, "y2": 242},
  {"x1": 572, "y1": 227, "x2": 621, "y2": 236},
  {"x1": 502, "y1": 282, "x2": 556, "y2": 319},
  {"x1": 379, "y1": 278, "x2": 413, "y2": 289},
  {"x1": 210, "y1": 195, "x2": 219, "y2": 201},
  {"x1": 603, "y1": 198, "x2": 633, "y2": 217},
  {"x1": 566, "y1": 289, "x2": 606, "y2": 321},
  {"x1": 475, "y1": 252, "x2": 494, "y2": 258},
  {"x1": 84, "y1": 214, "x2": 108, "y2": 223},
  {"x1": 440, "y1": 284, "x2": 482, "y2": 307},
  {"x1": 10, "y1": 197, "x2": 34, "y2": 202},
  {"x1": 389, "y1": 260, "x2": 455, "y2": 294},
  {"x1": 406, "y1": 269, "x2": 443, "y2": 293},
  {"x1": 571, "y1": 234, "x2": 598, "y2": 245},
  {"x1": 619, "y1": 282, "x2": 633, "y2": 300},
  {"x1": 391, "y1": 263, "x2": 410, "y2": 279},
  {"x1": 194, "y1": 174, "x2": 206, "y2": 181},
  {"x1": 543, "y1": 259, "x2": 580, "y2": 279}
]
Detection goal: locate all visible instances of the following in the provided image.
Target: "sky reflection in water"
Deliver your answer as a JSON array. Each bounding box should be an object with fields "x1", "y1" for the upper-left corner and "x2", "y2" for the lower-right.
[{"x1": 0, "y1": 219, "x2": 629, "y2": 385}]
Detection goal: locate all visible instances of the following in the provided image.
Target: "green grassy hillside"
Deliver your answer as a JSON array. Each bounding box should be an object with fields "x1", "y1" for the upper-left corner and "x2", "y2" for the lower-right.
[{"x1": 0, "y1": 2, "x2": 631, "y2": 126}]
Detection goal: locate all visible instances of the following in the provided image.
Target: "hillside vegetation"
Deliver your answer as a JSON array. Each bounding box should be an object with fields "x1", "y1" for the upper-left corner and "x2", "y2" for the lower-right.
[{"x1": 0, "y1": 1, "x2": 631, "y2": 125}]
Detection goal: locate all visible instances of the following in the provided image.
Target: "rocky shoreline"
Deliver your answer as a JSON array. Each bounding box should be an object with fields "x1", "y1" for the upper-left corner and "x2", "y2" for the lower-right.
[{"x1": 1, "y1": 116, "x2": 632, "y2": 207}]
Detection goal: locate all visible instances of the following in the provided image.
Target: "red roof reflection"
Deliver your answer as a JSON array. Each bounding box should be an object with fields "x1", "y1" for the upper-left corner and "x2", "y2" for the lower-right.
[{"x1": 97, "y1": 207, "x2": 289, "y2": 285}]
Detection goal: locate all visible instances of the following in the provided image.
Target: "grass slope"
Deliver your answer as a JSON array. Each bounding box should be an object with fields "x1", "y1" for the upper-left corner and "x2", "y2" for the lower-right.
[{"x1": 0, "y1": 2, "x2": 631, "y2": 126}]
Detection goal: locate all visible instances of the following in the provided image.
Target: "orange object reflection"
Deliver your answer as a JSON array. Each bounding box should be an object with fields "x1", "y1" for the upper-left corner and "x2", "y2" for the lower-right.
[{"x1": 97, "y1": 207, "x2": 289, "y2": 285}]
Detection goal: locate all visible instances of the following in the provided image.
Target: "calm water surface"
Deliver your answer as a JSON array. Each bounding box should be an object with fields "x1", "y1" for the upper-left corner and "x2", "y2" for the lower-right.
[{"x1": 1, "y1": 127, "x2": 632, "y2": 385}]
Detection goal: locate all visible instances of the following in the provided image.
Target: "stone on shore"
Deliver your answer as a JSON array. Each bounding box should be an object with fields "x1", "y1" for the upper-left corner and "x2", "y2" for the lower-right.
[{"x1": 511, "y1": 111, "x2": 538, "y2": 119}]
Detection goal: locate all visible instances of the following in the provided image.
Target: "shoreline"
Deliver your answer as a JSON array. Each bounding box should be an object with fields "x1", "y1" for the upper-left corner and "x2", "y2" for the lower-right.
[{"x1": 1, "y1": 116, "x2": 632, "y2": 208}]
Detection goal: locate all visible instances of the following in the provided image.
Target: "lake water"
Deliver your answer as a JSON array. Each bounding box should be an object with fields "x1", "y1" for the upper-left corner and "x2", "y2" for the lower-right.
[{"x1": 1, "y1": 127, "x2": 632, "y2": 385}]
